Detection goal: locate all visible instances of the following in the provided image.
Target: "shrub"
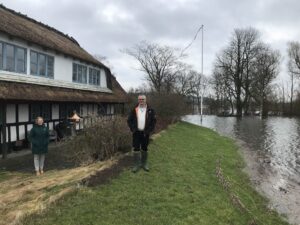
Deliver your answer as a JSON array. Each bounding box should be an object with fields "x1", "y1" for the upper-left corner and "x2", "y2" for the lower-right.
[
  {"x1": 149, "y1": 92, "x2": 191, "y2": 121},
  {"x1": 61, "y1": 116, "x2": 131, "y2": 165}
]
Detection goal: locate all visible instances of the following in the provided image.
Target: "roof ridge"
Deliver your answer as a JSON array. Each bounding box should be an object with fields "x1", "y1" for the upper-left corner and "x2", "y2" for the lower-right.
[{"x1": 0, "y1": 4, "x2": 80, "y2": 46}]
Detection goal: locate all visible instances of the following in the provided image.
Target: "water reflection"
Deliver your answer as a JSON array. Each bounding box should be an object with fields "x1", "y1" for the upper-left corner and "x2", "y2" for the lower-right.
[{"x1": 183, "y1": 115, "x2": 300, "y2": 182}]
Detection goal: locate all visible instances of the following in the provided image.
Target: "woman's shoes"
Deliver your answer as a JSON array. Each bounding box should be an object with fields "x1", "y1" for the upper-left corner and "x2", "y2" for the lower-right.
[{"x1": 35, "y1": 170, "x2": 44, "y2": 176}]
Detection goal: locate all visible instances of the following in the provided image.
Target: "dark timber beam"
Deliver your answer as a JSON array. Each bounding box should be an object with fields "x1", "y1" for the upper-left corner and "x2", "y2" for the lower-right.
[{"x1": 1, "y1": 103, "x2": 7, "y2": 159}]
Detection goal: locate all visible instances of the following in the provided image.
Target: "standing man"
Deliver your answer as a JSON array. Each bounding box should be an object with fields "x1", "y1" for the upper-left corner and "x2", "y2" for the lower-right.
[{"x1": 127, "y1": 95, "x2": 156, "y2": 173}]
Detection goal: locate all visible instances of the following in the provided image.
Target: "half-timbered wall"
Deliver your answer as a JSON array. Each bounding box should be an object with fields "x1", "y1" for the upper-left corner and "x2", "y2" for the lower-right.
[{"x1": 0, "y1": 102, "x2": 118, "y2": 153}]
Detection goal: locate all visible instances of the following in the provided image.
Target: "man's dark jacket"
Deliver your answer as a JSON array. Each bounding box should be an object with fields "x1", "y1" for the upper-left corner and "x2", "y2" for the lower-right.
[{"x1": 127, "y1": 104, "x2": 156, "y2": 134}]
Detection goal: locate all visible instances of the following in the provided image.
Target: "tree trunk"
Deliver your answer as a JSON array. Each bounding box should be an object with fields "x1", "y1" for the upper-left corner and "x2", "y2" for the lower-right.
[
  {"x1": 290, "y1": 73, "x2": 294, "y2": 115},
  {"x1": 236, "y1": 94, "x2": 243, "y2": 117}
]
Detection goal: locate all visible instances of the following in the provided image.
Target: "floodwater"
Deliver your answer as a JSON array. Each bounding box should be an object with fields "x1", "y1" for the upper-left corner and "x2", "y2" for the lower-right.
[{"x1": 183, "y1": 115, "x2": 300, "y2": 225}]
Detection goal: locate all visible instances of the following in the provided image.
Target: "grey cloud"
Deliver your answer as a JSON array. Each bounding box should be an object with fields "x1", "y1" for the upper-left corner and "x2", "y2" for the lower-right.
[{"x1": 1, "y1": 0, "x2": 299, "y2": 89}]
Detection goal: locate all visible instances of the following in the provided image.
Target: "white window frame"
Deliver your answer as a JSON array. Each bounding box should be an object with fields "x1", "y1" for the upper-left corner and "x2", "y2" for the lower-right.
[
  {"x1": 30, "y1": 50, "x2": 54, "y2": 78},
  {"x1": 88, "y1": 67, "x2": 101, "y2": 86},
  {"x1": 73, "y1": 63, "x2": 87, "y2": 84},
  {"x1": 0, "y1": 41, "x2": 27, "y2": 74}
]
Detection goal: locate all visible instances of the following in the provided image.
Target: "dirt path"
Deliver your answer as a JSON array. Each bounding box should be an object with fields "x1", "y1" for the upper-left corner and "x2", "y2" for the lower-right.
[{"x1": 0, "y1": 150, "x2": 132, "y2": 225}]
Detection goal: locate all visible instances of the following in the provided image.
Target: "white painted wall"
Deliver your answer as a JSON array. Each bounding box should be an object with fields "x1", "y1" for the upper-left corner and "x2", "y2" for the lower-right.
[
  {"x1": 81, "y1": 104, "x2": 87, "y2": 117},
  {"x1": 5, "y1": 127, "x2": 8, "y2": 142},
  {"x1": 52, "y1": 104, "x2": 59, "y2": 120},
  {"x1": 27, "y1": 124, "x2": 33, "y2": 132},
  {"x1": 48, "y1": 123, "x2": 54, "y2": 130},
  {"x1": 18, "y1": 104, "x2": 29, "y2": 122},
  {"x1": 100, "y1": 69, "x2": 107, "y2": 88},
  {"x1": 107, "y1": 105, "x2": 111, "y2": 114},
  {"x1": 6, "y1": 104, "x2": 16, "y2": 123},
  {"x1": 55, "y1": 55, "x2": 72, "y2": 82},
  {"x1": 19, "y1": 125, "x2": 25, "y2": 139},
  {"x1": 111, "y1": 104, "x2": 114, "y2": 114},
  {"x1": 10, "y1": 126, "x2": 16, "y2": 142},
  {"x1": 0, "y1": 33, "x2": 111, "y2": 93}
]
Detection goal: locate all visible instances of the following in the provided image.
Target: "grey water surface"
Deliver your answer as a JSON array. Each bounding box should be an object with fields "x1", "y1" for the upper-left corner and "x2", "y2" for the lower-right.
[{"x1": 183, "y1": 115, "x2": 300, "y2": 184}]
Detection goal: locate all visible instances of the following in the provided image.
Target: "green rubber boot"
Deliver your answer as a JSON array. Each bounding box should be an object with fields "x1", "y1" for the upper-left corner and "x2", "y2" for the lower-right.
[
  {"x1": 141, "y1": 151, "x2": 149, "y2": 172},
  {"x1": 132, "y1": 151, "x2": 141, "y2": 173}
]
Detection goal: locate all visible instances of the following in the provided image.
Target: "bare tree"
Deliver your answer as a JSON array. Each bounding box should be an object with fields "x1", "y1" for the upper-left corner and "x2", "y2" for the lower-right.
[
  {"x1": 123, "y1": 41, "x2": 183, "y2": 93},
  {"x1": 211, "y1": 67, "x2": 235, "y2": 114},
  {"x1": 279, "y1": 81, "x2": 286, "y2": 113},
  {"x1": 251, "y1": 47, "x2": 280, "y2": 116},
  {"x1": 214, "y1": 27, "x2": 261, "y2": 116},
  {"x1": 213, "y1": 27, "x2": 281, "y2": 116},
  {"x1": 287, "y1": 41, "x2": 300, "y2": 76},
  {"x1": 287, "y1": 66, "x2": 296, "y2": 115},
  {"x1": 188, "y1": 70, "x2": 208, "y2": 114},
  {"x1": 174, "y1": 64, "x2": 195, "y2": 96},
  {"x1": 94, "y1": 54, "x2": 113, "y2": 69},
  {"x1": 287, "y1": 42, "x2": 300, "y2": 115}
]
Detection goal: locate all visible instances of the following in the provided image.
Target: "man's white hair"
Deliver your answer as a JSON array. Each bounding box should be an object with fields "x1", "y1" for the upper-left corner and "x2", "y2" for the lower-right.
[{"x1": 138, "y1": 94, "x2": 146, "y2": 99}]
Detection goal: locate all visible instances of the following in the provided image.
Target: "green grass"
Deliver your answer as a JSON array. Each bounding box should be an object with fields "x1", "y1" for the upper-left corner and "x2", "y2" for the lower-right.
[
  {"x1": 0, "y1": 170, "x2": 10, "y2": 182},
  {"x1": 23, "y1": 122, "x2": 289, "y2": 225}
]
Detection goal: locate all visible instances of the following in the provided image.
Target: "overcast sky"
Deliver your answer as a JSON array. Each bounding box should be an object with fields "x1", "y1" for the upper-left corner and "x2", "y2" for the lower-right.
[{"x1": 1, "y1": 0, "x2": 300, "y2": 90}]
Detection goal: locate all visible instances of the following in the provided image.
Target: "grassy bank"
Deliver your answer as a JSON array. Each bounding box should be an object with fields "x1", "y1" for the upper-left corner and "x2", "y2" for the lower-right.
[
  {"x1": 23, "y1": 122, "x2": 288, "y2": 225},
  {"x1": 0, "y1": 148, "x2": 123, "y2": 225}
]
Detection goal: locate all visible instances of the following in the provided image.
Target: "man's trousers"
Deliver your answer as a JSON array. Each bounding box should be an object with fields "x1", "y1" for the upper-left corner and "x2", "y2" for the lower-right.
[{"x1": 132, "y1": 131, "x2": 149, "y2": 152}]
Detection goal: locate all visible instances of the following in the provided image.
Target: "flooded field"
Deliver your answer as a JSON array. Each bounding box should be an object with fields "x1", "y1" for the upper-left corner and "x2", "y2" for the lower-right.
[{"x1": 183, "y1": 115, "x2": 300, "y2": 224}]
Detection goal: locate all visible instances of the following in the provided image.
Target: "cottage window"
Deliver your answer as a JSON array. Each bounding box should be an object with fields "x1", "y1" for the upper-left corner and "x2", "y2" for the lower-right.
[
  {"x1": 5, "y1": 44, "x2": 15, "y2": 72},
  {"x1": 59, "y1": 103, "x2": 80, "y2": 119},
  {"x1": 16, "y1": 48, "x2": 26, "y2": 73},
  {"x1": 41, "y1": 104, "x2": 51, "y2": 121},
  {"x1": 30, "y1": 104, "x2": 41, "y2": 122},
  {"x1": 30, "y1": 50, "x2": 54, "y2": 78},
  {"x1": 30, "y1": 51, "x2": 38, "y2": 75},
  {"x1": 47, "y1": 56, "x2": 54, "y2": 77},
  {"x1": 39, "y1": 54, "x2": 46, "y2": 76},
  {"x1": 30, "y1": 103, "x2": 51, "y2": 121},
  {"x1": 59, "y1": 104, "x2": 67, "y2": 119},
  {"x1": 89, "y1": 68, "x2": 100, "y2": 86},
  {"x1": 72, "y1": 63, "x2": 87, "y2": 84},
  {"x1": 0, "y1": 42, "x2": 26, "y2": 74},
  {"x1": 98, "y1": 104, "x2": 106, "y2": 115}
]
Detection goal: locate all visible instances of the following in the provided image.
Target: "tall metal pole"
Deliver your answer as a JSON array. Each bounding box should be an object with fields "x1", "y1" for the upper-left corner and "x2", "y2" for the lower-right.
[{"x1": 200, "y1": 25, "x2": 204, "y2": 122}]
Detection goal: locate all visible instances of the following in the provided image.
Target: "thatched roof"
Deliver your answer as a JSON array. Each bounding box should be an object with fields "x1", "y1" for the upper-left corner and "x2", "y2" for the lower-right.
[
  {"x1": 0, "y1": 4, "x2": 128, "y2": 104},
  {"x1": 0, "y1": 76, "x2": 128, "y2": 103},
  {"x1": 0, "y1": 4, "x2": 106, "y2": 68}
]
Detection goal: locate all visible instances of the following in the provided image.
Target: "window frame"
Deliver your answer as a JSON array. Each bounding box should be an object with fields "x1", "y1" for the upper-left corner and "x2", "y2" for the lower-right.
[
  {"x1": 88, "y1": 67, "x2": 101, "y2": 86},
  {"x1": 16, "y1": 47, "x2": 26, "y2": 73},
  {"x1": 0, "y1": 41, "x2": 27, "y2": 74},
  {"x1": 72, "y1": 63, "x2": 87, "y2": 84},
  {"x1": 30, "y1": 50, "x2": 54, "y2": 78},
  {"x1": 0, "y1": 42, "x2": 3, "y2": 70}
]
